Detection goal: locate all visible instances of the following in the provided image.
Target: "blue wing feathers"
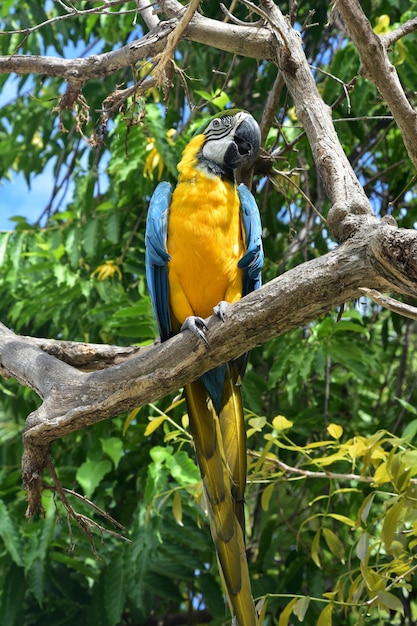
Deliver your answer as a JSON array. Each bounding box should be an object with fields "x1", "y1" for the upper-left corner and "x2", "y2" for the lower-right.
[
  {"x1": 145, "y1": 181, "x2": 172, "y2": 341},
  {"x1": 145, "y1": 180, "x2": 263, "y2": 413},
  {"x1": 237, "y1": 184, "x2": 264, "y2": 296}
]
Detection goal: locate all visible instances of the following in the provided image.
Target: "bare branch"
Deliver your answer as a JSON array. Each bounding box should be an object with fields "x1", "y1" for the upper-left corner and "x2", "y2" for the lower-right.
[
  {"x1": 334, "y1": 0, "x2": 417, "y2": 170},
  {"x1": 137, "y1": 0, "x2": 160, "y2": 30},
  {"x1": 0, "y1": 0, "x2": 141, "y2": 37},
  {"x1": 45, "y1": 459, "x2": 129, "y2": 553},
  {"x1": 383, "y1": 16, "x2": 417, "y2": 48},
  {"x1": 0, "y1": 20, "x2": 176, "y2": 80},
  {"x1": 15, "y1": 330, "x2": 142, "y2": 369},
  {"x1": 0, "y1": 7, "x2": 274, "y2": 82},
  {"x1": 359, "y1": 288, "x2": 417, "y2": 321},
  {"x1": 256, "y1": 0, "x2": 372, "y2": 243},
  {"x1": 160, "y1": 0, "x2": 274, "y2": 58},
  {"x1": 1, "y1": 216, "x2": 416, "y2": 515},
  {"x1": 248, "y1": 451, "x2": 375, "y2": 484},
  {"x1": 153, "y1": 0, "x2": 201, "y2": 84}
]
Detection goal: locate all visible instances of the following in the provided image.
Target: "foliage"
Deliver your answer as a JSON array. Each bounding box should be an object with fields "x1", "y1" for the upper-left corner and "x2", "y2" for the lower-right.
[{"x1": 1, "y1": 1, "x2": 417, "y2": 625}]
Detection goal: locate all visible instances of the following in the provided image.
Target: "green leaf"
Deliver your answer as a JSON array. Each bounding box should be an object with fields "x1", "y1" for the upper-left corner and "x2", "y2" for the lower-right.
[
  {"x1": 144, "y1": 415, "x2": 166, "y2": 436},
  {"x1": 0, "y1": 499, "x2": 23, "y2": 567},
  {"x1": 106, "y1": 211, "x2": 120, "y2": 244},
  {"x1": 327, "y1": 423, "x2": 343, "y2": 439},
  {"x1": 261, "y1": 482, "x2": 275, "y2": 512},
  {"x1": 166, "y1": 451, "x2": 200, "y2": 485},
  {"x1": 311, "y1": 530, "x2": 321, "y2": 568},
  {"x1": 278, "y1": 597, "x2": 297, "y2": 626},
  {"x1": 327, "y1": 513, "x2": 355, "y2": 527},
  {"x1": 76, "y1": 459, "x2": 112, "y2": 499},
  {"x1": 104, "y1": 551, "x2": 126, "y2": 626},
  {"x1": 272, "y1": 415, "x2": 293, "y2": 431},
  {"x1": 396, "y1": 397, "x2": 417, "y2": 416},
  {"x1": 172, "y1": 490, "x2": 183, "y2": 526},
  {"x1": 248, "y1": 415, "x2": 267, "y2": 431},
  {"x1": 377, "y1": 590, "x2": 404, "y2": 615},
  {"x1": 101, "y1": 437, "x2": 124, "y2": 469},
  {"x1": 0, "y1": 563, "x2": 25, "y2": 626},
  {"x1": 322, "y1": 528, "x2": 345, "y2": 563},
  {"x1": 402, "y1": 418, "x2": 417, "y2": 440},
  {"x1": 82, "y1": 219, "x2": 98, "y2": 257},
  {"x1": 293, "y1": 595, "x2": 310, "y2": 621},
  {"x1": 356, "y1": 532, "x2": 370, "y2": 562},
  {"x1": 317, "y1": 603, "x2": 333, "y2": 626},
  {"x1": 64, "y1": 225, "x2": 80, "y2": 269},
  {"x1": 382, "y1": 499, "x2": 403, "y2": 549},
  {"x1": 0, "y1": 231, "x2": 11, "y2": 266},
  {"x1": 27, "y1": 557, "x2": 45, "y2": 607},
  {"x1": 357, "y1": 492, "x2": 376, "y2": 525}
]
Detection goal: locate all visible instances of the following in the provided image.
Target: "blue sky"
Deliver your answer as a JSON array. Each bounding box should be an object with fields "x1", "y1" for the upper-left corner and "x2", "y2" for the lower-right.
[
  {"x1": 0, "y1": 76, "x2": 63, "y2": 231},
  {"x1": 0, "y1": 29, "x2": 107, "y2": 231}
]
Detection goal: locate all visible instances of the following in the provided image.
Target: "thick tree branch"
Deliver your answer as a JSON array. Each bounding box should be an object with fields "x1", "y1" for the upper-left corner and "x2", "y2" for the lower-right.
[
  {"x1": 256, "y1": 0, "x2": 372, "y2": 244},
  {"x1": 13, "y1": 334, "x2": 141, "y2": 370},
  {"x1": 0, "y1": 20, "x2": 176, "y2": 80},
  {"x1": 0, "y1": 10, "x2": 273, "y2": 81},
  {"x1": 334, "y1": 0, "x2": 417, "y2": 170},
  {"x1": 1, "y1": 218, "x2": 416, "y2": 515}
]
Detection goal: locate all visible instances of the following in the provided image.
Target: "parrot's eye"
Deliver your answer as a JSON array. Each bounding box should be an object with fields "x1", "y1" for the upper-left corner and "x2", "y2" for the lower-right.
[{"x1": 212, "y1": 118, "x2": 221, "y2": 129}]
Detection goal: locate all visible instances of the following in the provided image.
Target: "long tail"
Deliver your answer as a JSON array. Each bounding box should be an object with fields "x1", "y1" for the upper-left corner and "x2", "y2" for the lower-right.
[{"x1": 185, "y1": 363, "x2": 257, "y2": 626}]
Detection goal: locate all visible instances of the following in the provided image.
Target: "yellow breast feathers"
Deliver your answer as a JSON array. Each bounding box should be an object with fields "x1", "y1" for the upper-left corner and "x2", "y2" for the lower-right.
[{"x1": 167, "y1": 134, "x2": 245, "y2": 330}]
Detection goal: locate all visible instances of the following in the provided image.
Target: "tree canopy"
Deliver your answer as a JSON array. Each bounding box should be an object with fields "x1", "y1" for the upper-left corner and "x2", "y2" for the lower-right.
[{"x1": 1, "y1": 1, "x2": 417, "y2": 625}]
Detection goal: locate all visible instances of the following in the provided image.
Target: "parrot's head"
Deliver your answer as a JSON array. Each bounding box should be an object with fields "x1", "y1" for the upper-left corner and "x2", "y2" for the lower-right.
[{"x1": 196, "y1": 109, "x2": 261, "y2": 180}]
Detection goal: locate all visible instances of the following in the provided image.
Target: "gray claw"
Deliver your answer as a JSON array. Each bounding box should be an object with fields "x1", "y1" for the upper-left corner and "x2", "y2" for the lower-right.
[
  {"x1": 213, "y1": 300, "x2": 231, "y2": 322},
  {"x1": 180, "y1": 316, "x2": 208, "y2": 345}
]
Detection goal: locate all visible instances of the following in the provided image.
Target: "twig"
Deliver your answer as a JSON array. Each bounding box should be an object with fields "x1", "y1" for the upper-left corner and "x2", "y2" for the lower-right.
[
  {"x1": 335, "y1": 0, "x2": 417, "y2": 170},
  {"x1": 382, "y1": 16, "x2": 417, "y2": 48},
  {"x1": 137, "y1": 0, "x2": 160, "y2": 30},
  {"x1": 248, "y1": 450, "x2": 375, "y2": 483},
  {"x1": 311, "y1": 65, "x2": 353, "y2": 113},
  {"x1": 271, "y1": 167, "x2": 326, "y2": 224},
  {"x1": 259, "y1": 70, "x2": 285, "y2": 145},
  {"x1": 46, "y1": 459, "x2": 130, "y2": 556},
  {"x1": 154, "y1": 0, "x2": 201, "y2": 84},
  {"x1": 359, "y1": 288, "x2": 417, "y2": 321},
  {"x1": 220, "y1": 2, "x2": 263, "y2": 26},
  {"x1": 0, "y1": 0, "x2": 141, "y2": 37},
  {"x1": 44, "y1": 483, "x2": 126, "y2": 531}
]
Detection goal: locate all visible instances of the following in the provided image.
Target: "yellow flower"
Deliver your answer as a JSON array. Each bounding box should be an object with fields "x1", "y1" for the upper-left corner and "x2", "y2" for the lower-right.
[
  {"x1": 143, "y1": 129, "x2": 176, "y2": 180},
  {"x1": 91, "y1": 259, "x2": 122, "y2": 281},
  {"x1": 374, "y1": 14, "x2": 390, "y2": 35},
  {"x1": 144, "y1": 139, "x2": 164, "y2": 179}
]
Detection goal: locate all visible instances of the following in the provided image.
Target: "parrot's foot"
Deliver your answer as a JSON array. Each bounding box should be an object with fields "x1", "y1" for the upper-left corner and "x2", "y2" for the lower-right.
[
  {"x1": 213, "y1": 300, "x2": 231, "y2": 322},
  {"x1": 180, "y1": 316, "x2": 208, "y2": 345}
]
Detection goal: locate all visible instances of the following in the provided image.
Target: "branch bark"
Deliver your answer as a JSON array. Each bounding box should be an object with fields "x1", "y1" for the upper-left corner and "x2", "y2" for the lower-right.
[
  {"x1": 334, "y1": 0, "x2": 417, "y2": 170},
  {"x1": 0, "y1": 9, "x2": 274, "y2": 81},
  {"x1": 1, "y1": 217, "x2": 416, "y2": 515}
]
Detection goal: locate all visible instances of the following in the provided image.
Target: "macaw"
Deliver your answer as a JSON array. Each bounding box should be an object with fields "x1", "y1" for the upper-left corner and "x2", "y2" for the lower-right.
[{"x1": 145, "y1": 109, "x2": 263, "y2": 626}]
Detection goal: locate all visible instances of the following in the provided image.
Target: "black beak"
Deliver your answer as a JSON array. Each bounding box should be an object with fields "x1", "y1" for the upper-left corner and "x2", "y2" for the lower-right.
[{"x1": 225, "y1": 115, "x2": 261, "y2": 169}]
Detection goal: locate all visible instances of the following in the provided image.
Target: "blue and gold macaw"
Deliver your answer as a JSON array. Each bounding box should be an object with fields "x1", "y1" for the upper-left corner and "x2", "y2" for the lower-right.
[{"x1": 145, "y1": 109, "x2": 263, "y2": 626}]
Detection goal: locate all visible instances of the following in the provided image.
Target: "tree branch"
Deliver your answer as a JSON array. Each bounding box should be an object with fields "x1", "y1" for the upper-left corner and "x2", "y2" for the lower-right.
[
  {"x1": 382, "y1": 16, "x2": 417, "y2": 48},
  {"x1": 334, "y1": 0, "x2": 417, "y2": 170},
  {"x1": 0, "y1": 20, "x2": 177, "y2": 80},
  {"x1": 254, "y1": 0, "x2": 373, "y2": 243},
  {"x1": 14, "y1": 333, "x2": 142, "y2": 370},
  {"x1": 1, "y1": 217, "x2": 417, "y2": 516},
  {"x1": 358, "y1": 289, "x2": 417, "y2": 321},
  {"x1": 0, "y1": 8, "x2": 274, "y2": 82}
]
